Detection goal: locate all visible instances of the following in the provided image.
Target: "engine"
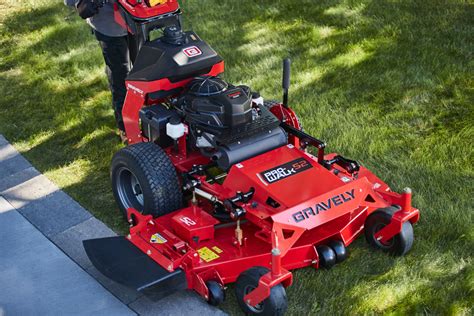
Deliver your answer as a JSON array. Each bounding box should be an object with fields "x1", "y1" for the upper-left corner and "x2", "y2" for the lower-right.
[
  {"x1": 178, "y1": 77, "x2": 253, "y2": 142},
  {"x1": 135, "y1": 25, "x2": 287, "y2": 169},
  {"x1": 177, "y1": 77, "x2": 288, "y2": 169}
]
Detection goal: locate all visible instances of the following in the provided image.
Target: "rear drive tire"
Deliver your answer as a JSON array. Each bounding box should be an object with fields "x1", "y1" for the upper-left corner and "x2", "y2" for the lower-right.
[
  {"x1": 111, "y1": 142, "x2": 182, "y2": 218},
  {"x1": 316, "y1": 245, "x2": 336, "y2": 269},
  {"x1": 364, "y1": 206, "x2": 414, "y2": 256},
  {"x1": 328, "y1": 240, "x2": 348, "y2": 263},
  {"x1": 235, "y1": 266, "x2": 287, "y2": 315}
]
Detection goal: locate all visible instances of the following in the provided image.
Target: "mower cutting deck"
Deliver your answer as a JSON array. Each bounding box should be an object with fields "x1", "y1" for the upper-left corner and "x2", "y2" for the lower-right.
[{"x1": 84, "y1": 1, "x2": 420, "y2": 315}]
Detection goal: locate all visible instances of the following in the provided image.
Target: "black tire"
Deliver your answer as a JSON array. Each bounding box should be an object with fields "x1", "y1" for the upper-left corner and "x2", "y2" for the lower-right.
[
  {"x1": 364, "y1": 206, "x2": 414, "y2": 256},
  {"x1": 328, "y1": 240, "x2": 348, "y2": 263},
  {"x1": 206, "y1": 281, "x2": 225, "y2": 306},
  {"x1": 111, "y1": 142, "x2": 182, "y2": 218},
  {"x1": 235, "y1": 266, "x2": 287, "y2": 315},
  {"x1": 316, "y1": 245, "x2": 336, "y2": 269}
]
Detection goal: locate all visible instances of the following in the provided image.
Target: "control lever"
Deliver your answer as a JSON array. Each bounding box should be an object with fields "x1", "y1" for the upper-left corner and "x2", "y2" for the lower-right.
[
  {"x1": 223, "y1": 188, "x2": 255, "y2": 220},
  {"x1": 324, "y1": 155, "x2": 360, "y2": 174},
  {"x1": 282, "y1": 58, "x2": 291, "y2": 108}
]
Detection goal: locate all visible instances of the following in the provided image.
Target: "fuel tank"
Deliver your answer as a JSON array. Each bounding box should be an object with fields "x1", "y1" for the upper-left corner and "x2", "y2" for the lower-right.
[{"x1": 127, "y1": 27, "x2": 223, "y2": 82}]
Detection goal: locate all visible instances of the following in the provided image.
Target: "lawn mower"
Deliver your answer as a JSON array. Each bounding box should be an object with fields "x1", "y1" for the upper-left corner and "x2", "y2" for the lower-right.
[{"x1": 84, "y1": 1, "x2": 420, "y2": 314}]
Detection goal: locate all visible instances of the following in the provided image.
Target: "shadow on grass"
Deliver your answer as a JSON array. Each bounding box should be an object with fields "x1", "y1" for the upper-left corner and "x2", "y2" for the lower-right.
[
  {"x1": 0, "y1": 2, "x2": 127, "y2": 230},
  {"x1": 0, "y1": 0, "x2": 472, "y2": 314}
]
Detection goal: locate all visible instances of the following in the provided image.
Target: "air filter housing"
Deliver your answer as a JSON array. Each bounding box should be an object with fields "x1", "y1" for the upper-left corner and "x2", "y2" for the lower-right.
[
  {"x1": 187, "y1": 77, "x2": 229, "y2": 96},
  {"x1": 181, "y1": 77, "x2": 253, "y2": 130}
]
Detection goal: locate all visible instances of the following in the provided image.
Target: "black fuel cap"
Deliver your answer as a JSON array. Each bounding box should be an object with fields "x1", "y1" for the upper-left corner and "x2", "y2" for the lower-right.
[
  {"x1": 162, "y1": 25, "x2": 186, "y2": 45},
  {"x1": 169, "y1": 116, "x2": 181, "y2": 125}
]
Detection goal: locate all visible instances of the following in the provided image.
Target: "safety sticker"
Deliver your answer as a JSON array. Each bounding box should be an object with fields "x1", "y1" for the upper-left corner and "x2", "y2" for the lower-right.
[
  {"x1": 150, "y1": 233, "x2": 167, "y2": 244},
  {"x1": 211, "y1": 246, "x2": 223, "y2": 254},
  {"x1": 340, "y1": 176, "x2": 351, "y2": 183},
  {"x1": 198, "y1": 247, "x2": 220, "y2": 262}
]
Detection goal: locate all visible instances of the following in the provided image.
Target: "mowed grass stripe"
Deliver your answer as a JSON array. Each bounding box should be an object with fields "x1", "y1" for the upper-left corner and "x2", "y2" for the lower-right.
[{"x1": 0, "y1": 0, "x2": 472, "y2": 314}]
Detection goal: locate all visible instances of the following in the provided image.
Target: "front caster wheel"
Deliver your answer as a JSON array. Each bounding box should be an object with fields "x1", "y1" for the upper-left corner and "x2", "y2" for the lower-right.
[
  {"x1": 316, "y1": 245, "x2": 336, "y2": 269},
  {"x1": 206, "y1": 281, "x2": 225, "y2": 306},
  {"x1": 328, "y1": 240, "x2": 348, "y2": 263},
  {"x1": 235, "y1": 267, "x2": 287, "y2": 315},
  {"x1": 365, "y1": 206, "x2": 414, "y2": 256}
]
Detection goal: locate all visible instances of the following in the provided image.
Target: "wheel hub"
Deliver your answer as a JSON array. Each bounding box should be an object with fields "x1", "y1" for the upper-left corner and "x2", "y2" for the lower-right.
[{"x1": 116, "y1": 167, "x2": 145, "y2": 211}]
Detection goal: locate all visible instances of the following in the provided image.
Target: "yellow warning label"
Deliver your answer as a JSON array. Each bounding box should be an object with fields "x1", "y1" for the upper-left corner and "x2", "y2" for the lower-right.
[
  {"x1": 197, "y1": 247, "x2": 220, "y2": 262},
  {"x1": 211, "y1": 246, "x2": 223, "y2": 254},
  {"x1": 150, "y1": 233, "x2": 167, "y2": 244},
  {"x1": 148, "y1": 0, "x2": 167, "y2": 7}
]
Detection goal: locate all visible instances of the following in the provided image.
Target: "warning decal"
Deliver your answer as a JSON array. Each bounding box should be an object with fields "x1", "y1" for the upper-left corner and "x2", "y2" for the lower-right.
[
  {"x1": 150, "y1": 233, "x2": 167, "y2": 244},
  {"x1": 197, "y1": 247, "x2": 220, "y2": 262},
  {"x1": 211, "y1": 246, "x2": 223, "y2": 254}
]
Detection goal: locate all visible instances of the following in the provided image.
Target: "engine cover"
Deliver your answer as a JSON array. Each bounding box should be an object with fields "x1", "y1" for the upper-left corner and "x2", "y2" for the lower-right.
[{"x1": 181, "y1": 77, "x2": 253, "y2": 130}]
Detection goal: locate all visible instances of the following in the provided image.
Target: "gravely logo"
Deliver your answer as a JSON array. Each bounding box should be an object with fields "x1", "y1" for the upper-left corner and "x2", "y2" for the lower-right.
[{"x1": 292, "y1": 189, "x2": 355, "y2": 223}]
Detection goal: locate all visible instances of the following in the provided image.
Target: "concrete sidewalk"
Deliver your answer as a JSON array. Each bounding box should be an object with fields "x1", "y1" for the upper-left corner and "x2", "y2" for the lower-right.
[
  {"x1": 0, "y1": 134, "x2": 225, "y2": 316},
  {"x1": 0, "y1": 198, "x2": 133, "y2": 316}
]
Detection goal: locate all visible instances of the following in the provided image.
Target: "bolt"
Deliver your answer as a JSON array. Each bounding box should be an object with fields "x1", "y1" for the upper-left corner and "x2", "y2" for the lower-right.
[
  {"x1": 147, "y1": 250, "x2": 152, "y2": 255},
  {"x1": 272, "y1": 248, "x2": 281, "y2": 256},
  {"x1": 127, "y1": 234, "x2": 131, "y2": 240}
]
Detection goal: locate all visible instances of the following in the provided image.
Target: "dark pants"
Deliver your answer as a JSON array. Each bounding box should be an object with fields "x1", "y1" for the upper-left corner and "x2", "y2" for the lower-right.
[{"x1": 94, "y1": 30, "x2": 131, "y2": 131}]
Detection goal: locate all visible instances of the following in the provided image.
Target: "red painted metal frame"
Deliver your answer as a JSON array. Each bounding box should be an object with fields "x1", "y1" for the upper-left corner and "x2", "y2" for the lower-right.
[
  {"x1": 117, "y1": 0, "x2": 180, "y2": 20},
  {"x1": 113, "y1": 2, "x2": 419, "y2": 308},
  {"x1": 124, "y1": 141, "x2": 419, "y2": 307},
  {"x1": 268, "y1": 103, "x2": 302, "y2": 148}
]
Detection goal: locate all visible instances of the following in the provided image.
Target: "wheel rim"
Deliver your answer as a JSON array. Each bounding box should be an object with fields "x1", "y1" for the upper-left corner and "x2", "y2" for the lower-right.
[
  {"x1": 244, "y1": 285, "x2": 264, "y2": 313},
  {"x1": 116, "y1": 166, "x2": 144, "y2": 211},
  {"x1": 373, "y1": 222, "x2": 395, "y2": 248}
]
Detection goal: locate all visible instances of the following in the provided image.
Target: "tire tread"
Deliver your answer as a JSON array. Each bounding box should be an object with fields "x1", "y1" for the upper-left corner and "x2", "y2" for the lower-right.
[{"x1": 111, "y1": 142, "x2": 182, "y2": 216}]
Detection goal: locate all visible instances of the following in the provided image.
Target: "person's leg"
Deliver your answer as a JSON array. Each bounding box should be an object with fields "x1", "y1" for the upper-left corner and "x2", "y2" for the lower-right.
[{"x1": 94, "y1": 30, "x2": 130, "y2": 131}]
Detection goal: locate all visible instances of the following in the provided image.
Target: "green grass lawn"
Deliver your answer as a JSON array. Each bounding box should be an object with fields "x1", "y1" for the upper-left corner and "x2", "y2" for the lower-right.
[{"x1": 1, "y1": 0, "x2": 473, "y2": 314}]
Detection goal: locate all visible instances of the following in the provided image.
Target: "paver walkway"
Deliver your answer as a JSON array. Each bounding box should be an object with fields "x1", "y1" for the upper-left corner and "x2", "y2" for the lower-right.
[
  {"x1": 0, "y1": 134, "x2": 225, "y2": 316},
  {"x1": 0, "y1": 197, "x2": 134, "y2": 315}
]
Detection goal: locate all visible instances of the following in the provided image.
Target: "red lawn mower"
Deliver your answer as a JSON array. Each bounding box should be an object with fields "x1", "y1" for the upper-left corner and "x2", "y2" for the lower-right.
[{"x1": 84, "y1": 1, "x2": 420, "y2": 315}]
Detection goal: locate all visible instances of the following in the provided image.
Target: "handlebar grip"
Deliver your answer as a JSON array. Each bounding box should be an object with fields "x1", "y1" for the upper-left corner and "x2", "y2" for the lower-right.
[{"x1": 282, "y1": 58, "x2": 291, "y2": 90}]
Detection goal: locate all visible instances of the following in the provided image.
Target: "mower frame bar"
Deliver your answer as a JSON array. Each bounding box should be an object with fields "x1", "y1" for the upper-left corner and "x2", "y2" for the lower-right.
[{"x1": 280, "y1": 122, "x2": 326, "y2": 164}]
